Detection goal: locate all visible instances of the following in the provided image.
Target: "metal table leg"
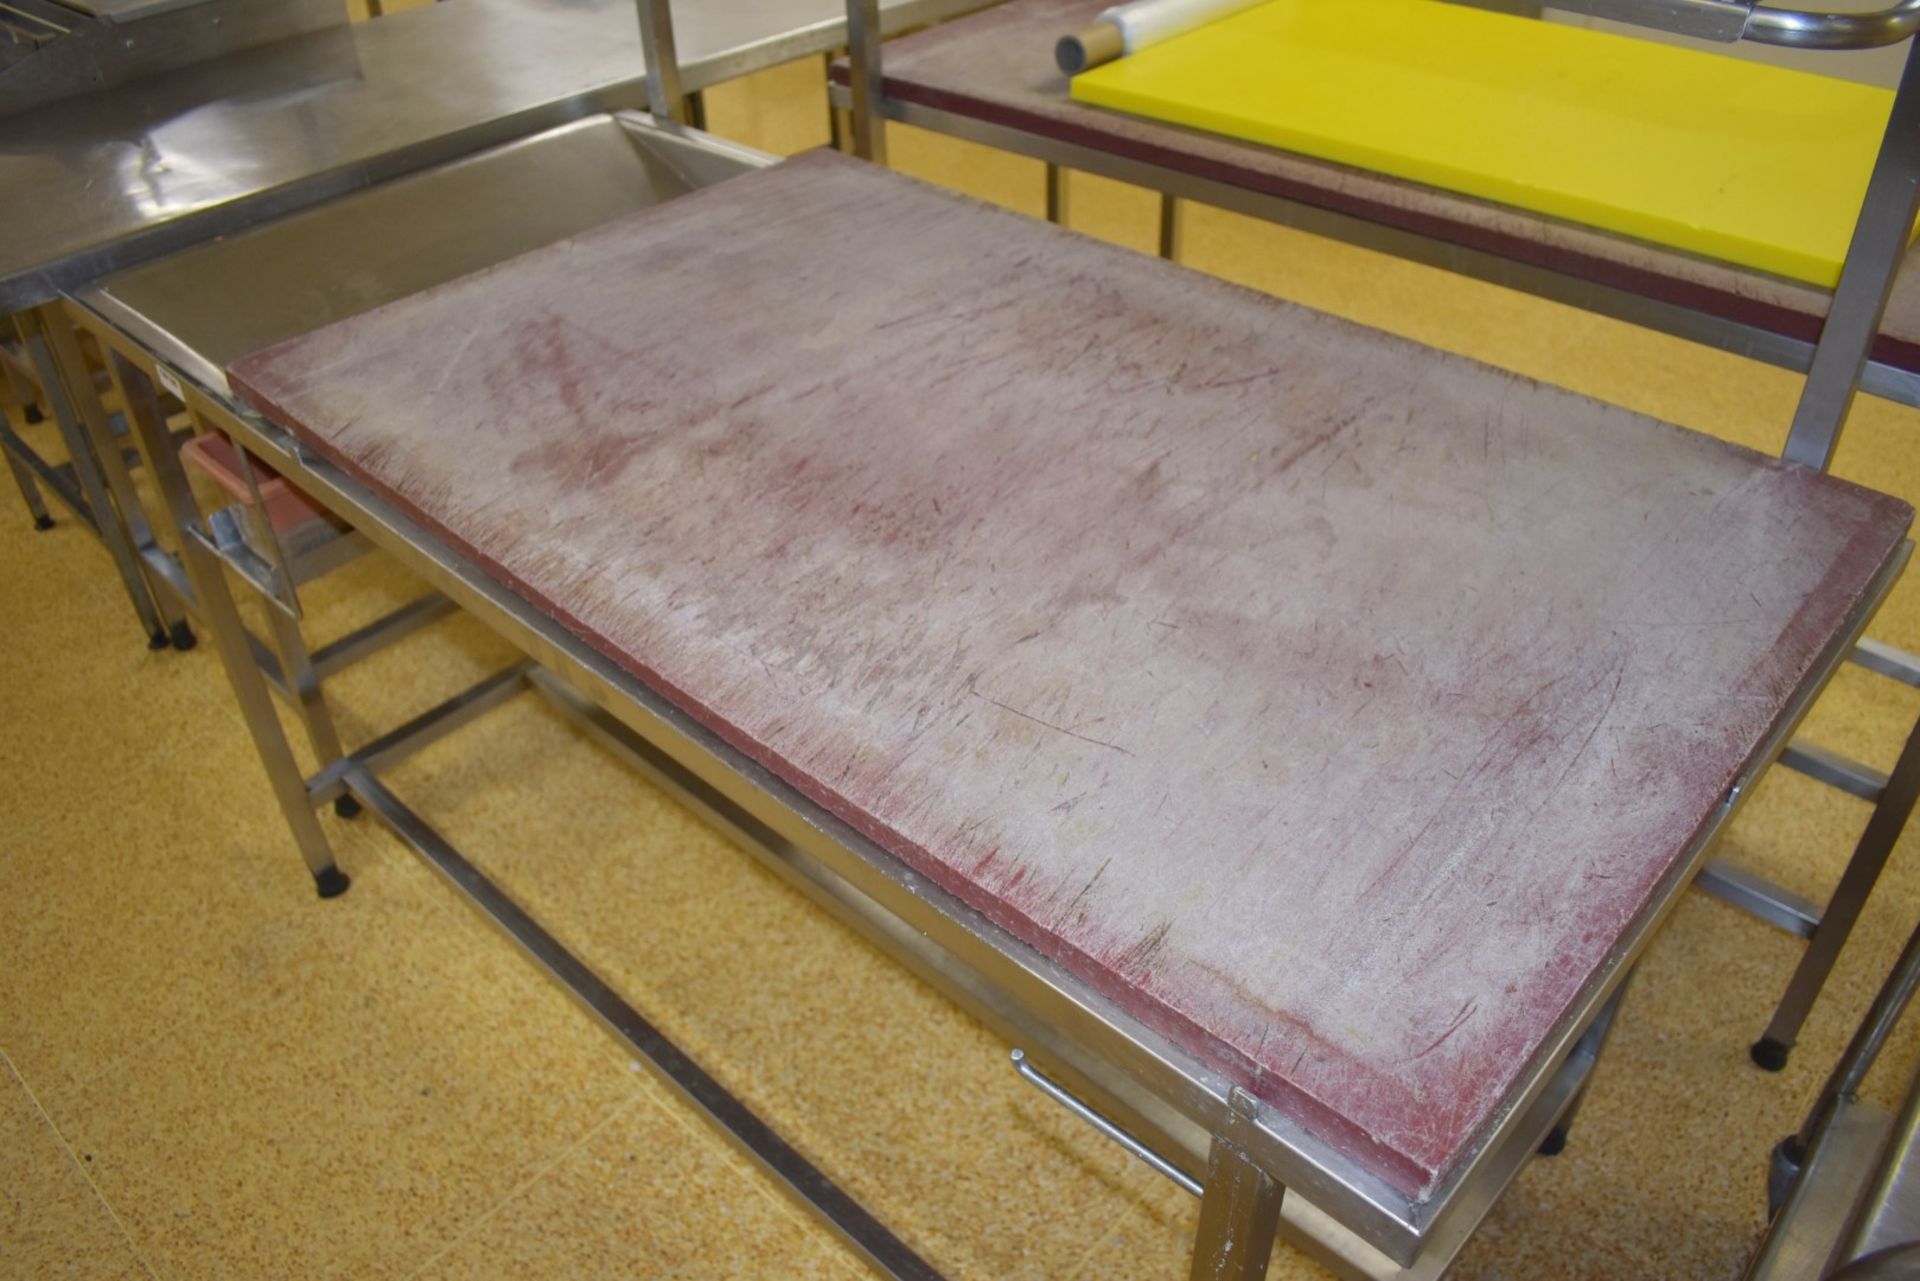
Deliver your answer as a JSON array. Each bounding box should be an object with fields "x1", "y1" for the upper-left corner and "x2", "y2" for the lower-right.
[
  {"x1": 1046, "y1": 162, "x2": 1069, "y2": 226},
  {"x1": 122, "y1": 392, "x2": 347, "y2": 897},
  {"x1": 0, "y1": 325, "x2": 52, "y2": 527},
  {"x1": 1782, "y1": 36, "x2": 1920, "y2": 471},
  {"x1": 1047, "y1": 171, "x2": 1178, "y2": 260},
  {"x1": 249, "y1": 531, "x2": 362, "y2": 817},
  {"x1": 1, "y1": 313, "x2": 44, "y2": 426},
  {"x1": 3, "y1": 442, "x2": 52, "y2": 530},
  {"x1": 847, "y1": 0, "x2": 887, "y2": 163},
  {"x1": 95, "y1": 353, "x2": 197, "y2": 649},
  {"x1": 636, "y1": 0, "x2": 688, "y2": 125},
  {"x1": 1191, "y1": 1105, "x2": 1285, "y2": 1281},
  {"x1": 46, "y1": 309, "x2": 197, "y2": 649},
  {"x1": 19, "y1": 305, "x2": 170, "y2": 647},
  {"x1": 1537, "y1": 966, "x2": 1634, "y2": 1156},
  {"x1": 262, "y1": 601, "x2": 347, "y2": 763},
  {"x1": 1753, "y1": 710, "x2": 1920, "y2": 1070},
  {"x1": 826, "y1": 49, "x2": 849, "y2": 150}
]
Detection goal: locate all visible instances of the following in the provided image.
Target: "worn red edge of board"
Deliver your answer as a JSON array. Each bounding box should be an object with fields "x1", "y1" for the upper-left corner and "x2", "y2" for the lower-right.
[
  {"x1": 229, "y1": 348, "x2": 1913, "y2": 1206},
  {"x1": 822, "y1": 59, "x2": 1920, "y2": 377}
]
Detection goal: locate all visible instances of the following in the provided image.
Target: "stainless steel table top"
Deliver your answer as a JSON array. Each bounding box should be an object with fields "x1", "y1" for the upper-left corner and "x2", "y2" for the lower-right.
[
  {"x1": 0, "y1": 0, "x2": 979, "y2": 312},
  {"x1": 78, "y1": 112, "x2": 772, "y2": 395}
]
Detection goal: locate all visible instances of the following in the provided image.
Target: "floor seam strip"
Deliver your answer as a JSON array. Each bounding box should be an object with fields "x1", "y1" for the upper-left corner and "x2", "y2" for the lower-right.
[
  {"x1": 0, "y1": 1044, "x2": 171, "y2": 1281},
  {"x1": 396, "y1": 1087, "x2": 648, "y2": 1281},
  {"x1": 1061, "y1": 1176, "x2": 1167, "y2": 1281},
  {"x1": 635, "y1": 1070, "x2": 880, "y2": 1280}
]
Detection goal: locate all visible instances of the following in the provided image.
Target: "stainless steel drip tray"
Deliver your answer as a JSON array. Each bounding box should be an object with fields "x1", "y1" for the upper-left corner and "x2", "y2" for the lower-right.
[{"x1": 75, "y1": 112, "x2": 774, "y2": 399}]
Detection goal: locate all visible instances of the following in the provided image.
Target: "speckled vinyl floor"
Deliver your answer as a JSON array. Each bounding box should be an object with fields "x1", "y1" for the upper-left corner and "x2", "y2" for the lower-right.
[{"x1": 4, "y1": 40, "x2": 1920, "y2": 1281}]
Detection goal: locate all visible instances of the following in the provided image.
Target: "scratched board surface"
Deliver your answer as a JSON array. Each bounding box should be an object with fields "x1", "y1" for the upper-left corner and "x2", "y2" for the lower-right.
[{"x1": 230, "y1": 152, "x2": 1911, "y2": 1200}]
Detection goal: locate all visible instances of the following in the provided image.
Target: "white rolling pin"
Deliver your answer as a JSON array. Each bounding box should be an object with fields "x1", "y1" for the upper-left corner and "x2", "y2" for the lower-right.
[{"x1": 1056, "y1": 0, "x2": 1266, "y2": 74}]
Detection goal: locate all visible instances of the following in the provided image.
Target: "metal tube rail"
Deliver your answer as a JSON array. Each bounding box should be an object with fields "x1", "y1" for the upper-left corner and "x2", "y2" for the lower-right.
[
  {"x1": 635, "y1": 0, "x2": 686, "y2": 124},
  {"x1": 1011, "y1": 1048, "x2": 1207, "y2": 1197},
  {"x1": 338, "y1": 763, "x2": 950, "y2": 1281},
  {"x1": 1782, "y1": 32, "x2": 1920, "y2": 469}
]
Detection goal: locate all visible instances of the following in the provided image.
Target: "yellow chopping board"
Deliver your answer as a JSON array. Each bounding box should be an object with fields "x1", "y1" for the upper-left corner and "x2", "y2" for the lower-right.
[{"x1": 1069, "y1": 0, "x2": 1906, "y2": 286}]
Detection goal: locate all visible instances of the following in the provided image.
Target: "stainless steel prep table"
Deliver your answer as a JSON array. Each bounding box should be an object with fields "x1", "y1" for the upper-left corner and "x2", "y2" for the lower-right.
[
  {"x1": 830, "y1": 0, "x2": 1920, "y2": 417},
  {"x1": 0, "y1": 0, "x2": 983, "y2": 313},
  {"x1": 76, "y1": 139, "x2": 1913, "y2": 1278},
  {"x1": 0, "y1": 0, "x2": 988, "y2": 649}
]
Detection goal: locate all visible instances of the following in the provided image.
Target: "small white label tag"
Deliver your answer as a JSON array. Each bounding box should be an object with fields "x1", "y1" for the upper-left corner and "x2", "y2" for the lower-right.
[{"x1": 154, "y1": 365, "x2": 183, "y2": 399}]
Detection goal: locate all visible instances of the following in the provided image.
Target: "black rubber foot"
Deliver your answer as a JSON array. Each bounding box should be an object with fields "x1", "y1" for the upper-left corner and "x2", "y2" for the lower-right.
[
  {"x1": 1537, "y1": 1126, "x2": 1569, "y2": 1157},
  {"x1": 1751, "y1": 1037, "x2": 1793, "y2": 1072},
  {"x1": 313, "y1": 866, "x2": 352, "y2": 899},
  {"x1": 147, "y1": 629, "x2": 170, "y2": 651},
  {"x1": 32, "y1": 515, "x2": 53, "y2": 531},
  {"x1": 168, "y1": 621, "x2": 197, "y2": 651},
  {"x1": 23, "y1": 404, "x2": 44, "y2": 424},
  {"x1": 333, "y1": 795, "x2": 363, "y2": 820}
]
